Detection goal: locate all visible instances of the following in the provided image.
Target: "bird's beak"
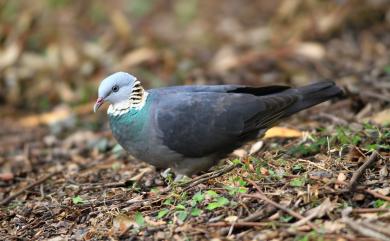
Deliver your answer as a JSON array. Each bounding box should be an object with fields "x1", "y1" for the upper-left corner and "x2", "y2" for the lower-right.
[{"x1": 94, "y1": 97, "x2": 104, "y2": 112}]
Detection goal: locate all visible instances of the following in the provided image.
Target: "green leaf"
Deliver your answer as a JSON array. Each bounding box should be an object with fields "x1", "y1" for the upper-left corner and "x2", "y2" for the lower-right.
[
  {"x1": 217, "y1": 197, "x2": 229, "y2": 206},
  {"x1": 163, "y1": 198, "x2": 173, "y2": 206},
  {"x1": 231, "y1": 159, "x2": 242, "y2": 165},
  {"x1": 280, "y1": 215, "x2": 294, "y2": 222},
  {"x1": 206, "y1": 202, "x2": 221, "y2": 210},
  {"x1": 290, "y1": 177, "x2": 305, "y2": 187},
  {"x1": 176, "y1": 210, "x2": 188, "y2": 222},
  {"x1": 225, "y1": 186, "x2": 247, "y2": 195},
  {"x1": 176, "y1": 204, "x2": 186, "y2": 210},
  {"x1": 374, "y1": 199, "x2": 386, "y2": 208},
  {"x1": 292, "y1": 164, "x2": 304, "y2": 172},
  {"x1": 135, "y1": 212, "x2": 145, "y2": 227},
  {"x1": 192, "y1": 191, "x2": 205, "y2": 204},
  {"x1": 72, "y1": 195, "x2": 85, "y2": 204},
  {"x1": 206, "y1": 190, "x2": 218, "y2": 197},
  {"x1": 157, "y1": 209, "x2": 169, "y2": 219},
  {"x1": 206, "y1": 197, "x2": 229, "y2": 210},
  {"x1": 190, "y1": 208, "x2": 202, "y2": 217},
  {"x1": 384, "y1": 65, "x2": 390, "y2": 74}
]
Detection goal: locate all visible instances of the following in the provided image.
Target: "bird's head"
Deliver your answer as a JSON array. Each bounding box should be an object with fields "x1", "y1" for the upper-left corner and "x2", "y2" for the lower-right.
[{"x1": 94, "y1": 72, "x2": 144, "y2": 113}]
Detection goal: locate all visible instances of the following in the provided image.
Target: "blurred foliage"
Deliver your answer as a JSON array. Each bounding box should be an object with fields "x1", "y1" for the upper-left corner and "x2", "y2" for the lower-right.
[{"x1": 0, "y1": 0, "x2": 389, "y2": 111}]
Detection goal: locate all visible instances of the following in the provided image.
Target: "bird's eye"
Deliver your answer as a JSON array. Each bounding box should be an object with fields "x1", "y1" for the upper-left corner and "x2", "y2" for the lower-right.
[{"x1": 112, "y1": 85, "x2": 119, "y2": 92}]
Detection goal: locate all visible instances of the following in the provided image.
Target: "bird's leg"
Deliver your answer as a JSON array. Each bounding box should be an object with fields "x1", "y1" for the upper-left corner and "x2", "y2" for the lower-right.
[
  {"x1": 160, "y1": 168, "x2": 172, "y2": 179},
  {"x1": 173, "y1": 174, "x2": 192, "y2": 183}
]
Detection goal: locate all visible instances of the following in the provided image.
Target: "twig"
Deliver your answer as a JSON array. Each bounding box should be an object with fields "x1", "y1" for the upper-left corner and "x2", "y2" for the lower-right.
[
  {"x1": 182, "y1": 163, "x2": 239, "y2": 191},
  {"x1": 348, "y1": 151, "x2": 379, "y2": 191},
  {"x1": 219, "y1": 206, "x2": 278, "y2": 235},
  {"x1": 317, "y1": 112, "x2": 348, "y2": 125},
  {"x1": 342, "y1": 207, "x2": 390, "y2": 241},
  {"x1": 0, "y1": 170, "x2": 61, "y2": 206},
  {"x1": 80, "y1": 180, "x2": 134, "y2": 191},
  {"x1": 352, "y1": 208, "x2": 390, "y2": 214},
  {"x1": 244, "y1": 179, "x2": 317, "y2": 230},
  {"x1": 208, "y1": 221, "x2": 278, "y2": 228},
  {"x1": 365, "y1": 189, "x2": 390, "y2": 202}
]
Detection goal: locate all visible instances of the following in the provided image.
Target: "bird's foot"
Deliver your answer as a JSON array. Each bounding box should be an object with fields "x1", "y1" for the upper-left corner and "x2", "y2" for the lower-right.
[
  {"x1": 173, "y1": 174, "x2": 191, "y2": 183},
  {"x1": 160, "y1": 168, "x2": 172, "y2": 179}
]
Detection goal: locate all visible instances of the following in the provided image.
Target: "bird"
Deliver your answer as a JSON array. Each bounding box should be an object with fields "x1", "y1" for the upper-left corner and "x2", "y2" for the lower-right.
[{"x1": 94, "y1": 72, "x2": 342, "y2": 179}]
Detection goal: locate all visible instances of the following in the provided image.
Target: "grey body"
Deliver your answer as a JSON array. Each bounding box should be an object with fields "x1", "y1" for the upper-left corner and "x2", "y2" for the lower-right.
[{"x1": 105, "y1": 80, "x2": 342, "y2": 176}]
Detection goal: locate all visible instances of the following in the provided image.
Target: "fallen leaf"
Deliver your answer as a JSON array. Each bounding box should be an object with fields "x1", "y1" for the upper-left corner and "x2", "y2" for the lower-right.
[
  {"x1": 117, "y1": 47, "x2": 157, "y2": 69},
  {"x1": 249, "y1": 141, "x2": 264, "y2": 155},
  {"x1": 337, "y1": 172, "x2": 347, "y2": 182},
  {"x1": 373, "y1": 187, "x2": 390, "y2": 196},
  {"x1": 224, "y1": 216, "x2": 238, "y2": 223},
  {"x1": 264, "y1": 127, "x2": 302, "y2": 139},
  {"x1": 19, "y1": 105, "x2": 73, "y2": 127},
  {"x1": 112, "y1": 214, "x2": 134, "y2": 234},
  {"x1": 370, "y1": 108, "x2": 390, "y2": 125},
  {"x1": 295, "y1": 42, "x2": 325, "y2": 60},
  {"x1": 352, "y1": 193, "x2": 365, "y2": 201},
  {"x1": 233, "y1": 149, "x2": 247, "y2": 158},
  {"x1": 379, "y1": 166, "x2": 388, "y2": 178},
  {"x1": 322, "y1": 220, "x2": 346, "y2": 233},
  {"x1": 0, "y1": 172, "x2": 14, "y2": 181}
]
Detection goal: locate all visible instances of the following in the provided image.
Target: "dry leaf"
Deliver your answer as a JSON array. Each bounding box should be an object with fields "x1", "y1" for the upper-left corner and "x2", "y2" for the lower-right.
[
  {"x1": 295, "y1": 42, "x2": 325, "y2": 60},
  {"x1": 337, "y1": 172, "x2": 347, "y2": 182},
  {"x1": 379, "y1": 166, "x2": 388, "y2": 178},
  {"x1": 117, "y1": 47, "x2": 157, "y2": 69},
  {"x1": 371, "y1": 108, "x2": 390, "y2": 125},
  {"x1": 224, "y1": 216, "x2": 238, "y2": 223},
  {"x1": 19, "y1": 105, "x2": 73, "y2": 127},
  {"x1": 373, "y1": 187, "x2": 390, "y2": 196},
  {"x1": 0, "y1": 172, "x2": 14, "y2": 181},
  {"x1": 352, "y1": 193, "x2": 365, "y2": 201},
  {"x1": 323, "y1": 220, "x2": 346, "y2": 233},
  {"x1": 112, "y1": 214, "x2": 134, "y2": 234},
  {"x1": 0, "y1": 43, "x2": 21, "y2": 68},
  {"x1": 211, "y1": 46, "x2": 238, "y2": 73},
  {"x1": 264, "y1": 127, "x2": 302, "y2": 139},
  {"x1": 233, "y1": 149, "x2": 247, "y2": 158},
  {"x1": 249, "y1": 141, "x2": 264, "y2": 155}
]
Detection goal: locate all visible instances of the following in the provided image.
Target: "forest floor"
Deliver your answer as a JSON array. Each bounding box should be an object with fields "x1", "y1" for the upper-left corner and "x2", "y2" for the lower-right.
[{"x1": 1, "y1": 1, "x2": 390, "y2": 241}]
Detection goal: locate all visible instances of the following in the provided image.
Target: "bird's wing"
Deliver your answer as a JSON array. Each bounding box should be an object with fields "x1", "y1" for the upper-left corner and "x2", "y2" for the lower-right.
[
  {"x1": 149, "y1": 84, "x2": 291, "y2": 95},
  {"x1": 155, "y1": 91, "x2": 298, "y2": 157}
]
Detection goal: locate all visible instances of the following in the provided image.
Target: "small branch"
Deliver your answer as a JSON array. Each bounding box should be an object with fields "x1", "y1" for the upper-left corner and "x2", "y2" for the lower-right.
[
  {"x1": 244, "y1": 179, "x2": 317, "y2": 230},
  {"x1": 208, "y1": 221, "x2": 277, "y2": 228},
  {"x1": 342, "y1": 207, "x2": 390, "y2": 241},
  {"x1": 80, "y1": 180, "x2": 134, "y2": 191},
  {"x1": 1, "y1": 170, "x2": 61, "y2": 206},
  {"x1": 348, "y1": 151, "x2": 379, "y2": 191},
  {"x1": 365, "y1": 189, "x2": 390, "y2": 202},
  {"x1": 316, "y1": 112, "x2": 348, "y2": 125},
  {"x1": 352, "y1": 208, "x2": 390, "y2": 214},
  {"x1": 182, "y1": 163, "x2": 239, "y2": 191}
]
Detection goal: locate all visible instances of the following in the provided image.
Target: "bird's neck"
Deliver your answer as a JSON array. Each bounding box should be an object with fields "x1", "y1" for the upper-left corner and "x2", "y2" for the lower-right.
[{"x1": 107, "y1": 82, "x2": 149, "y2": 116}]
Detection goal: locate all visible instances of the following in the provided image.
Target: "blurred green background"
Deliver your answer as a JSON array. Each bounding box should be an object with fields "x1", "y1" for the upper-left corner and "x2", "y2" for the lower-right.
[{"x1": 0, "y1": 0, "x2": 389, "y2": 113}]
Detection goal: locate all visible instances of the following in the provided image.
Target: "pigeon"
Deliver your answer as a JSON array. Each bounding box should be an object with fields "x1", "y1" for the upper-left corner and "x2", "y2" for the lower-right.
[{"x1": 94, "y1": 72, "x2": 342, "y2": 178}]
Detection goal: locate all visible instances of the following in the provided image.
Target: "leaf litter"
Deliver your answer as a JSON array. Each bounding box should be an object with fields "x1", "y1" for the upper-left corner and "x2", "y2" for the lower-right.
[{"x1": 1, "y1": 1, "x2": 390, "y2": 240}]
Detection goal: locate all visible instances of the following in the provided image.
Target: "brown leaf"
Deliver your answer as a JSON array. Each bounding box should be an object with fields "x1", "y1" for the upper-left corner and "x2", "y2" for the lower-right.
[
  {"x1": 264, "y1": 127, "x2": 302, "y2": 139},
  {"x1": 117, "y1": 47, "x2": 158, "y2": 69},
  {"x1": 112, "y1": 214, "x2": 134, "y2": 234},
  {"x1": 370, "y1": 108, "x2": 390, "y2": 125},
  {"x1": 0, "y1": 172, "x2": 14, "y2": 181},
  {"x1": 19, "y1": 105, "x2": 73, "y2": 127}
]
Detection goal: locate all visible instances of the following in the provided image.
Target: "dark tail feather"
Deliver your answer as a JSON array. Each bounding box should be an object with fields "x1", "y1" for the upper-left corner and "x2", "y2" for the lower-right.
[{"x1": 283, "y1": 81, "x2": 343, "y2": 117}]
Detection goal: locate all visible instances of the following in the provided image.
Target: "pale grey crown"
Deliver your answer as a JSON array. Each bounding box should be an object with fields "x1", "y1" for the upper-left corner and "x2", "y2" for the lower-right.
[{"x1": 98, "y1": 72, "x2": 138, "y2": 105}]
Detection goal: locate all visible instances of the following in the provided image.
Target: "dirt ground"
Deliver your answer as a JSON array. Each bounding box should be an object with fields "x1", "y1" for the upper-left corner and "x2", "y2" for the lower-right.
[{"x1": 1, "y1": 1, "x2": 390, "y2": 240}]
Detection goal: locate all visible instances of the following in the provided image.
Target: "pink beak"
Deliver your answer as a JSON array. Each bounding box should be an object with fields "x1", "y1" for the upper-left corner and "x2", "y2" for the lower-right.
[{"x1": 93, "y1": 97, "x2": 104, "y2": 112}]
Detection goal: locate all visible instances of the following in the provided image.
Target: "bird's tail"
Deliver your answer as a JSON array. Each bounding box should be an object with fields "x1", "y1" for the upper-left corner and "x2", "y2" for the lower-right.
[{"x1": 283, "y1": 81, "x2": 343, "y2": 117}]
